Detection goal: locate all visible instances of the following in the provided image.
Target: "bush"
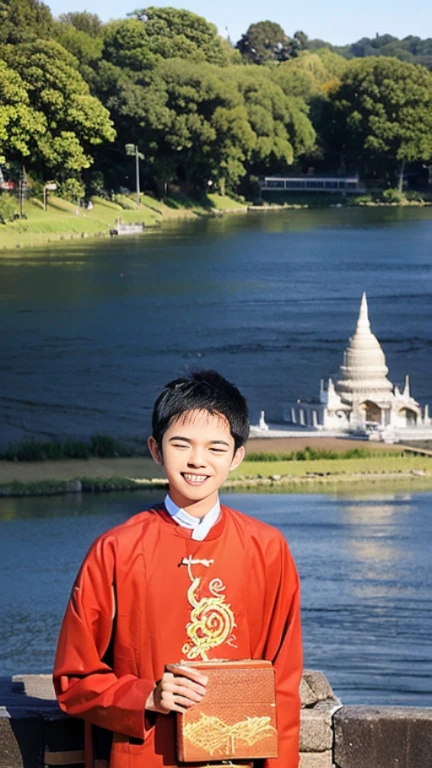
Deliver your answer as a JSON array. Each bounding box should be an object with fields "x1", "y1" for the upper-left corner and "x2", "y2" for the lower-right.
[
  {"x1": 2, "y1": 441, "x2": 47, "y2": 461},
  {"x1": 62, "y1": 440, "x2": 91, "y2": 459},
  {"x1": 0, "y1": 192, "x2": 19, "y2": 223},
  {"x1": 381, "y1": 188, "x2": 405, "y2": 204},
  {"x1": 405, "y1": 190, "x2": 424, "y2": 203},
  {"x1": 89, "y1": 433, "x2": 132, "y2": 458},
  {"x1": 43, "y1": 441, "x2": 65, "y2": 460},
  {"x1": 351, "y1": 194, "x2": 373, "y2": 205},
  {"x1": 60, "y1": 178, "x2": 85, "y2": 203}
]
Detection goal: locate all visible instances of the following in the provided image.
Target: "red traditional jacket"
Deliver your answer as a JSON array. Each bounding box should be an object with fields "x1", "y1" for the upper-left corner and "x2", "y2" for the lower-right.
[{"x1": 53, "y1": 504, "x2": 302, "y2": 768}]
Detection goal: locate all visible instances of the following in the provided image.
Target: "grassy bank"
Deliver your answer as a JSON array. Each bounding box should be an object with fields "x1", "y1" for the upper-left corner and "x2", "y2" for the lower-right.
[
  {"x1": 0, "y1": 192, "x2": 246, "y2": 251},
  {"x1": 1, "y1": 453, "x2": 431, "y2": 497}
]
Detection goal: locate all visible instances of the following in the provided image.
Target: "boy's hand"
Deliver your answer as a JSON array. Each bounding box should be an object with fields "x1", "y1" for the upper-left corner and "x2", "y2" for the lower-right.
[{"x1": 145, "y1": 665, "x2": 208, "y2": 715}]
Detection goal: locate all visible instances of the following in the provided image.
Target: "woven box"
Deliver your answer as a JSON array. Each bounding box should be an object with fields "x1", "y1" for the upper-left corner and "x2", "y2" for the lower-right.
[{"x1": 166, "y1": 660, "x2": 278, "y2": 763}]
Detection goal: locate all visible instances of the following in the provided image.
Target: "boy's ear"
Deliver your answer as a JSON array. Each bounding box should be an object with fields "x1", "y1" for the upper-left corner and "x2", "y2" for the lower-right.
[
  {"x1": 148, "y1": 436, "x2": 163, "y2": 466},
  {"x1": 230, "y1": 445, "x2": 245, "y2": 471}
]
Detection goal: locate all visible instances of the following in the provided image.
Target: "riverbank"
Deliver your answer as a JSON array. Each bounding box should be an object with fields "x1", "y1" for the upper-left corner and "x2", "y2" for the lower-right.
[
  {"x1": 2, "y1": 190, "x2": 432, "y2": 251},
  {"x1": 0, "y1": 192, "x2": 246, "y2": 251},
  {"x1": 1, "y1": 450, "x2": 431, "y2": 497}
]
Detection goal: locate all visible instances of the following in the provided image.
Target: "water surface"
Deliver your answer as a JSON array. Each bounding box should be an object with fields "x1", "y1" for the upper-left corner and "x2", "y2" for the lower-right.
[
  {"x1": 1, "y1": 207, "x2": 432, "y2": 446},
  {"x1": 1, "y1": 489, "x2": 431, "y2": 706}
]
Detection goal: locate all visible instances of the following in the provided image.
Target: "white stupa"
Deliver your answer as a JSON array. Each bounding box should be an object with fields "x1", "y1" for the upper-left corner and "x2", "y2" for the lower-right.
[{"x1": 286, "y1": 293, "x2": 431, "y2": 441}]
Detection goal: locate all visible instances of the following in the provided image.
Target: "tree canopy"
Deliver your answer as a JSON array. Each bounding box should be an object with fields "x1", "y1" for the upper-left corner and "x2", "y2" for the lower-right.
[
  {"x1": 3, "y1": 39, "x2": 115, "y2": 175},
  {"x1": 236, "y1": 21, "x2": 291, "y2": 65},
  {"x1": 324, "y1": 57, "x2": 432, "y2": 182},
  {"x1": 1, "y1": 2, "x2": 432, "y2": 198}
]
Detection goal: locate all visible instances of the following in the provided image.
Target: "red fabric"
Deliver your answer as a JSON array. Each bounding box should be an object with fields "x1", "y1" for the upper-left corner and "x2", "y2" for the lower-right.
[{"x1": 53, "y1": 504, "x2": 302, "y2": 768}]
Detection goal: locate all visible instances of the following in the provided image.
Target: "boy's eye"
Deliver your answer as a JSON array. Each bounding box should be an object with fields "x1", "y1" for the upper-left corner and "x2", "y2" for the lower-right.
[
  {"x1": 210, "y1": 448, "x2": 226, "y2": 454},
  {"x1": 172, "y1": 443, "x2": 189, "y2": 449}
]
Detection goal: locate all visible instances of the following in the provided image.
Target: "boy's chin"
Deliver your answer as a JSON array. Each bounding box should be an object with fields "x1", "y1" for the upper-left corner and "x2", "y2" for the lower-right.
[{"x1": 170, "y1": 479, "x2": 217, "y2": 503}]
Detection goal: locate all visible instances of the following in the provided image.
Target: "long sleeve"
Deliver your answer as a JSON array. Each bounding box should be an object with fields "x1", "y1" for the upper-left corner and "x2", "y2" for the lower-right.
[
  {"x1": 264, "y1": 538, "x2": 303, "y2": 768},
  {"x1": 53, "y1": 534, "x2": 154, "y2": 740}
]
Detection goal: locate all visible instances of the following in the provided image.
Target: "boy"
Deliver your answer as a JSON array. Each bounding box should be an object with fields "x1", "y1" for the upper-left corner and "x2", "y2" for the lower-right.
[{"x1": 53, "y1": 370, "x2": 302, "y2": 768}]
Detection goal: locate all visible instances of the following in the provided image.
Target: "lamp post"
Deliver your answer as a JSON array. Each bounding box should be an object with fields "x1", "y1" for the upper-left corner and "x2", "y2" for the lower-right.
[
  {"x1": 43, "y1": 182, "x2": 57, "y2": 211},
  {"x1": 125, "y1": 144, "x2": 144, "y2": 205}
]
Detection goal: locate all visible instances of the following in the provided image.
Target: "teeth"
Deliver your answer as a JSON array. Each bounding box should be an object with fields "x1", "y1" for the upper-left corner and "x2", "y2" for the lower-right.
[{"x1": 184, "y1": 474, "x2": 208, "y2": 482}]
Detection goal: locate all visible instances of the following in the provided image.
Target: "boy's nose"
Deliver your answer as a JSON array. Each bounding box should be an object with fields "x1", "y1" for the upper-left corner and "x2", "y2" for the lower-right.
[{"x1": 187, "y1": 450, "x2": 207, "y2": 468}]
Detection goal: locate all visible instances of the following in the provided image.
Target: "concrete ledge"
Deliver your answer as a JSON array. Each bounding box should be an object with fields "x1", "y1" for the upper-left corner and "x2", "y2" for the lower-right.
[
  {"x1": 2, "y1": 674, "x2": 432, "y2": 768},
  {"x1": 334, "y1": 705, "x2": 432, "y2": 768}
]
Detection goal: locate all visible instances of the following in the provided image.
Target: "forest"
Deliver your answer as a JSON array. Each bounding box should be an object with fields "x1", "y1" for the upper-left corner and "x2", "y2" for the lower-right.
[{"x1": 1, "y1": 0, "x2": 432, "y2": 203}]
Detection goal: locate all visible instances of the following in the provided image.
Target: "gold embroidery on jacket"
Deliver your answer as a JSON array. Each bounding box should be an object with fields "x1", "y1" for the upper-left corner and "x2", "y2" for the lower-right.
[
  {"x1": 184, "y1": 713, "x2": 276, "y2": 755},
  {"x1": 181, "y1": 556, "x2": 236, "y2": 660}
]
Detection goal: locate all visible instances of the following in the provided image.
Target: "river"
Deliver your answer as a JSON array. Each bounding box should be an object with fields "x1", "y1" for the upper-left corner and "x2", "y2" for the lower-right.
[
  {"x1": 0, "y1": 489, "x2": 431, "y2": 706},
  {"x1": 1, "y1": 206, "x2": 432, "y2": 447}
]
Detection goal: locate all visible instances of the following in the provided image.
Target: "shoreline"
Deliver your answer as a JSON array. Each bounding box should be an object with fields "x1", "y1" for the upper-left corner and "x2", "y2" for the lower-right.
[
  {"x1": 2, "y1": 194, "x2": 432, "y2": 252},
  {"x1": 1, "y1": 472, "x2": 432, "y2": 498},
  {"x1": 1, "y1": 439, "x2": 431, "y2": 497}
]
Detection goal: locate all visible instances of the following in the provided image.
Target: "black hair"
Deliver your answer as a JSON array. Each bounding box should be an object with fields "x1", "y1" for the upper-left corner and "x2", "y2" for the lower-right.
[{"x1": 152, "y1": 370, "x2": 249, "y2": 451}]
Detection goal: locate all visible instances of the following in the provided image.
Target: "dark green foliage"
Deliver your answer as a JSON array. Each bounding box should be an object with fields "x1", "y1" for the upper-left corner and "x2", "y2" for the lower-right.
[
  {"x1": 246, "y1": 447, "x2": 404, "y2": 461},
  {"x1": 0, "y1": 0, "x2": 53, "y2": 44},
  {"x1": 2, "y1": 3, "x2": 432, "y2": 200},
  {"x1": 324, "y1": 57, "x2": 432, "y2": 181},
  {"x1": 236, "y1": 21, "x2": 291, "y2": 65},
  {"x1": 80, "y1": 476, "x2": 146, "y2": 492},
  {"x1": 335, "y1": 33, "x2": 432, "y2": 71},
  {"x1": 58, "y1": 11, "x2": 103, "y2": 38},
  {"x1": 0, "y1": 435, "x2": 135, "y2": 461},
  {"x1": 89, "y1": 434, "x2": 133, "y2": 457},
  {"x1": 0, "y1": 192, "x2": 19, "y2": 222}
]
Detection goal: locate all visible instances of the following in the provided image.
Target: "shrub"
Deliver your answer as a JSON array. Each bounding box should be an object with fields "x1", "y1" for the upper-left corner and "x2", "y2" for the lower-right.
[
  {"x1": 43, "y1": 441, "x2": 65, "y2": 460},
  {"x1": 62, "y1": 440, "x2": 91, "y2": 459},
  {"x1": 351, "y1": 194, "x2": 373, "y2": 205},
  {"x1": 60, "y1": 177, "x2": 85, "y2": 203},
  {"x1": 0, "y1": 192, "x2": 19, "y2": 223},
  {"x1": 11, "y1": 441, "x2": 47, "y2": 461},
  {"x1": 381, "y1": 188, "x2": 405, "y2": 204},
  {"x1": 405, "y1": 190, "x2": 424, "y2": 203},
  {"x1": 89, "y1": 433, "x2": 131, "y2": 458}
]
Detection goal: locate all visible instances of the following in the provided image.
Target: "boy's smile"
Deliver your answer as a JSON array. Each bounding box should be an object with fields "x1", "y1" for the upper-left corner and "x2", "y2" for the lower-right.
[{"x1": 148, "y1": 409, "x2": 245, "y2": 517}]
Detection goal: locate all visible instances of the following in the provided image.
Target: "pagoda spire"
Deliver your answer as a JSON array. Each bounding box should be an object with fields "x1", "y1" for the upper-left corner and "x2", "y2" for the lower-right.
[{"x1": 356, "y1": 292, "x2": 370, "y2": 331}]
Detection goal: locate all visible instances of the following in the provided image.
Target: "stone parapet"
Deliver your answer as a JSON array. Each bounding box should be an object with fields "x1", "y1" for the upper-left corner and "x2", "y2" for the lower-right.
[
  {"x1": 1, "y1": 673, "x2": 432, "y2": 767},
  {"x1": 334, "y1": 705, "x2": 432, "y2": 768}
]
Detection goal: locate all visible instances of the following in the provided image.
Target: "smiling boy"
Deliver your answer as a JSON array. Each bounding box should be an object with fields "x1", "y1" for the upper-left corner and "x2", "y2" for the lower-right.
[{"x1": 53, "y1": 370, "x2": 302, "y2": 768}]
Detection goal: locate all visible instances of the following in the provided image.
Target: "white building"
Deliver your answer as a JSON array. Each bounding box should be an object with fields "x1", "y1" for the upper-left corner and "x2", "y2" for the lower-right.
[{"x1": 285, "y1": 294, "x2": 431, "y2": 442}]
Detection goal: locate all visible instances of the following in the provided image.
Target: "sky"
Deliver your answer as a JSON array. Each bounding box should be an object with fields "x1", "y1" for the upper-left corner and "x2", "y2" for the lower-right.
[{"x1": 46, "y1": 0, "x2": 431, "y2": 46}]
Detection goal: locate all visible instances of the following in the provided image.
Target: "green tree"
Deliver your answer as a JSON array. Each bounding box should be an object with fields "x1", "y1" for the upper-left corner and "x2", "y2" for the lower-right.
[
  {"x1": 325, "y1": 57, "x2": 432, "y2": 186},
  {"x1": 4, "y1": 40, "x2": 115, "y2": 176},
  {"x1": 58, "y1": 11, "x2": 103, "y2": 38},
  {"x1": 102, "y1": 8, "x2": 233, "y2": 73},
  {"x1": 0, "y1": 58, "x2": 45, "y2": 163},
  {"x1": 231, "y1": 65, "x2": 315, "y2": 176},
  {"x1": 53, "y1": 22, "x2": 103, "y2": 67},
  {"x1": 107, "y1": 59, "x2": 255, "y2": 193},
  {"x1": 102, "y1": 19, "x2": 157, "y2": 71},
  {"x1": 236, "y1": 21, "x2": 290, "y2": 65},
  {"x1": 130, "y1": 7, "x2": 234, "y2": 65},
  {"x1": 0, "y1": 0, "x2": 52, "y2": 43}
]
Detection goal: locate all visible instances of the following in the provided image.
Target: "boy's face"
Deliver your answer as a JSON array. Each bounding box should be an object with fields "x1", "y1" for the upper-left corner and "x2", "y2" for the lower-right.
[{"x1": 148, "y1": 409, "x2": 245, "y2": 515}]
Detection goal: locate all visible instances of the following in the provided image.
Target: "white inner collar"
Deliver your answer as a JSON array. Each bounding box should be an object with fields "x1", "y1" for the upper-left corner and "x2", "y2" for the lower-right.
[{"x1": 164, "y1": 494, "x2": 220, "y2": 541}]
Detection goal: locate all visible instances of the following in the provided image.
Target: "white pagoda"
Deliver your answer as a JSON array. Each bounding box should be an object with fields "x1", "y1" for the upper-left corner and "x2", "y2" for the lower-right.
[{"x1": 286, "y1": 294, "x2": 431, "y2": 440}]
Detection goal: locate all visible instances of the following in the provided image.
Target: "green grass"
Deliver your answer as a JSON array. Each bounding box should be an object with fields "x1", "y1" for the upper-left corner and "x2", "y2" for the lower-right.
[
  {"x1": 0, "y1": 192, "x2": 247, "y2": 250},
  {"x1": 232, "y1": 455, "x2": 432, "y2": 478},
  {"x1": 245, "y1": 447, "x2": 405, "y2": 461},
  {"x1": 0, "y1": 453, "x2": 431, "y2": 498}
]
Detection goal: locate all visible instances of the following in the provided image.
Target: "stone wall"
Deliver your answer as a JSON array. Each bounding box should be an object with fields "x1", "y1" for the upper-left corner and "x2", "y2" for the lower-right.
[{"x1": 1, "y1": 672, "x2": 431, "y2": 768}]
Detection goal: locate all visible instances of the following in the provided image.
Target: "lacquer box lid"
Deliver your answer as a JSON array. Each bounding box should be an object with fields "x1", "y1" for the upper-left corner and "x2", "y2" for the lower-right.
[{"x1": 165, "y1": 660, "x2": 278, "y2": 763}]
